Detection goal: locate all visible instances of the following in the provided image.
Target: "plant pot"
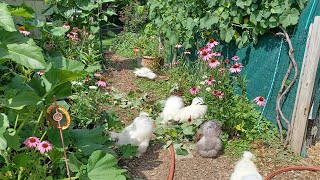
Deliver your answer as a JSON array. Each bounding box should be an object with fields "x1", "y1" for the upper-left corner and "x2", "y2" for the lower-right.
[{"x1": 141, "y1": 56, "x2": 164, "y2": 71}]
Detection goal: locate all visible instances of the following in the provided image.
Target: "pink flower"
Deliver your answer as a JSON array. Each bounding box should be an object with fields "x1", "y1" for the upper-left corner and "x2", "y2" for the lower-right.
[
  {"x1": 83, "y1": 77, "x2": 92, "y2": 83},
  {"x1": 200, "y1": 51, "x2": 213, "y2": 61},
  {"x1": 184, "y1": 50, "x2": 191, "y2": 55},
  {"x1": 212, "y1": 90, "x2": 224, "y2": 99},
  {"x1": 175, "y1": 44, "x2": 183, "y2": 48},
  {"x1": 230, "y1": 62, "x2": 243, "y2": 73},
  {"x1": 254, "y1": 96, "x2": 266, "y2": 106},
  {"x1": 207, "y1": 38, "x2": 218, "y2": 48},
  {"x1": 207, "y1": 77, "x2": 216, "y2": 85},
  {"x1": 190, "y1": 87, "x2": 200, "y2": 94},
  {"x1": 208, "y1": 58, "x2": 220, "y2": 68},
  {"x1": 19, "y1": 30, "x2": 30, "y2": 36},
  {"x1": 37, "y1": 70, "x2": 44, "y2": 76},
  {"x1": 82, "y1": 29, "x2": 88, "y2": 36},
  {"x1": 94, "y1": 72, "x2": 102, "y2": 77},
  {"x1": 96, "y1": 76, "x2": 107, "y2": 87},
  {"x1": 225, "y1": 59, "x2": 229, "y2": 63},
  {"x1": 219, "y1": 68, "x2": 226, "y2": 73},
  {"x1": 232, "y1": 56, "x2": 240, "y2": 61},
  {"x1": 23, "y1": 136, "x2": 40, "y2": 148},
  {"x1": 212, "y1": 52, "x2": 221, "y2": 57},
  {"x1": 37, "y1": 141, "x2": 53, "y2": 154}
]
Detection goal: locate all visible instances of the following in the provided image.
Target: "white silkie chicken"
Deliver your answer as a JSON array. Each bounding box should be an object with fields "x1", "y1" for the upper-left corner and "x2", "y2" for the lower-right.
[
  {"x1": 173, "y1": 97, "x2": 208, "y2": 123},
  {"x1": 160, "y1": 95, "x2": 185, "y2": 124},
  {"x1": 230, "y1": 151, "x2": 263, "y2": 180},
  {"x1": 110, "y1": 112, "x2": 154, "y2": 157},
  {"x1": 133, "y1": 67, "x2": 157, "y2": 80}
]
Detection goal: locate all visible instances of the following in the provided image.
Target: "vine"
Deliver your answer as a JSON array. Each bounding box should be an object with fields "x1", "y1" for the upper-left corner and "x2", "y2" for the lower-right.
[{"x1": 148, "y1": 0, "x2": 307, "y2": 48}]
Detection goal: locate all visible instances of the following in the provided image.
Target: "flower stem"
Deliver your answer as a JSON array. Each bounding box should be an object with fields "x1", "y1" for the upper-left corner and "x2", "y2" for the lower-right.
[{"x1": 33, "y1": 110, "x2": 45, "y2": 135}]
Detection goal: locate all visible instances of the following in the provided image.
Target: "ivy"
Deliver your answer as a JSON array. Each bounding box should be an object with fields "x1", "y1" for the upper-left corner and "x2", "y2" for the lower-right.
[{"x1": 148, "y1": 0, "x2": 307, "y2": 48}]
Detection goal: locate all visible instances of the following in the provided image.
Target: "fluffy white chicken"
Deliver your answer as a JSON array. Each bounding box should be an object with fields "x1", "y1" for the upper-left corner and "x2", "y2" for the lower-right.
[
  {"x1": 133, "y1": 67, "x2": 157, "y2": 80},
  {"x1": 230, "y1": 151, "x2": 263, "y2": 180},
  {"x1": 173, "y1": 97, "x2": 208, "y2": 123},
  {"x1": 110, "y1": 112, "x2": 154, "y2": 157},
  {"x1": 160, "y1": 95, "x2": 185, "y2": 124}
]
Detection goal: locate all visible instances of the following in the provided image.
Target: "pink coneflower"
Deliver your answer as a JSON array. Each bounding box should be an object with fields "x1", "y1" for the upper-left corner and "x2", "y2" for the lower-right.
[
  {"x1": 46, "y1": 42, "x2": 53, "y2": 48},
  {"x1": 230, "y1": 62, "x2": 243, "y2": 73},
  {"x1": 19, "y1": 29, "x2": 30, "y2": 36},
  {"x1": 201, "y1": 51, "x2": 213, "y2": 61},
  {"x1": 208, "y1": 58, "x2": 220, "y2": 68},
  {"x1": 190, "y1": 87, "x2": 200, "y2": 94},
  {"x1": 94, "y1": 72, "x2": 102, "y2": 77},
  {"x1": 207, "y1": 38, "x2": 217, "y2": 48},
  {"x1": 219, "y1": 68, "x2": 226, "y2": 73},
  {"x1": 96, "y1": 76, "x2": 107, "y2": 87},
  {"x1": 23, "y1": 136, "x2": 40, "y2": 148},
  {"x1": 184, "y1": 50, "x2": 191, "y2": 55},
  {"x1": 212, "y1": 90, "x2": 224, "y2": 99},
  {"x1": 37, "y1": 141, "x2": 53, "y2": 154},
  {"x1": 225, "y1": 59, "x2": 229, "y2": 63},
  {"x1": 212, "y1": 52, "x2": 221, "y2": 57},
  {"x1": 254, "y1": 96, "x2": 266, "y2": 106},
  {"x1": 175, "y1": 44, "x2": 183, "y2": 48},
  {"x1": 83, "y1": 77, "x2": 92, "y2": 83},
  {"x1": 207, "y1": 77, "x2": 216, "y2": 85},
  {"x1": 37, "y1": 70, "x2": 44, "y2": 76},
  {"x1": 232, "y1": 56, "x2": 240, "y2": 61}
]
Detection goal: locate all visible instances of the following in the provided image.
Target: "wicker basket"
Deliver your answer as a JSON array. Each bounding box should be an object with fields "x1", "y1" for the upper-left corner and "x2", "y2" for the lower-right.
[{"x1": 141, "y1": 56, "x2": 164, "y2": 71}]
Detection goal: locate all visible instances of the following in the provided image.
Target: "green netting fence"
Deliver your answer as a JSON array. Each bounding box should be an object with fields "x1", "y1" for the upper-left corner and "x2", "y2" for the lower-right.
[{"x1": 231, "y1": 0, "x2": 320, "y2": 126}]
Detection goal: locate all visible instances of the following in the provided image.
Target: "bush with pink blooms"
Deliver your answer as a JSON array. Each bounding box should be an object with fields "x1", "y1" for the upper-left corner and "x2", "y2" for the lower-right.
[{"x1": 181, "y1": 38, "x2": 273, "y2": 139}]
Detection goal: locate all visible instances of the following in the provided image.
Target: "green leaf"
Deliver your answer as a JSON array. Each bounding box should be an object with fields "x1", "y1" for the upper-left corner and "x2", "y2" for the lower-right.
[
  {"x1": 63, "y1": 60, "x2": 85, "y2": 71},
  {"x1": 200, "y1": 13, "x2": 219, "y2": 29},
  {"x1": 119, "y1": 144, "x2": 138, "y2": 158},
  {"x1": 85, "y1": 65, "x2": 101, "y2": 72},
  {"x1": 7, "y1": 39, "x2": 47, "y2": 69},
  {"x1": 6, "y1": 91, "x2": 43, "y2": 110},
  {"x1": 176, "y1": 148, "x2": 188, "y2": 156},
  {"x1": 105, "y1": 8, "x2": 116, "y2": 16},
  {"x1": 9, "y1": 7, "x2": 34, "y2": 18},
  {"x1": 0, "y1": 113, "x2": 9, "y2": 150},
  {"x1": 182, "y1": 126, "x2": 193, "y2": 135},
  {"x1": 69, "y1": 153, "x2": 83, "y2": 173},
  {"x1": 50, "y1": 26, "x2": 70, "y2": 36},
  {"x1": 4, "y1": 130, "x2": 20, "y2": 150},
  {"x1": 86, "y1": 150, "x2": 127, "y2": 180},
  {"x1": 279, "y1": 8, "x2": 300, "y2": 28},
  {"x1": 0, "y1": 2, "x2": 16, "y2": 32},
  {"x1": 13, "y1": 153, "x2": 32, "y2": 167},
  {"x1": 76, "y1": 0, "x2": 99, "y2": 11},
  {"x1": 70, "y1": 128, "x2": 106, "y2": 155},
  {"x1": 0, "y1": 30, "x2": 29, "y2": 45}
]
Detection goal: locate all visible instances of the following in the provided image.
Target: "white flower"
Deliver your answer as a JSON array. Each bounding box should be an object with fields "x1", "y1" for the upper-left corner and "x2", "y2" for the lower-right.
[
  {"x1": 197, "y1": 86, "x2": 201, "y2": 89},
  {"x1": 71, "y1": 81, "x2": 83, "y2": 86},
  {"x1": 200, "y1": 81, "x2": 206, "y2": 85},
  {"x1": 202, "y1": 75, "x2": 208, "y2": 79},
  {"x1": 206, "y1": 87, "x2": 211, "y2": 92},
  {"x1": 89, "y1": 86, "x2": 98, "y2": 90}
]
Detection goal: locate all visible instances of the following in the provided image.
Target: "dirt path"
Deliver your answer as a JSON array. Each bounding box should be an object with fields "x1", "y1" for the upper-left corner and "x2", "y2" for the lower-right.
[{"x1": 107, "y1": 54, "x2": 320, "y2": 180}]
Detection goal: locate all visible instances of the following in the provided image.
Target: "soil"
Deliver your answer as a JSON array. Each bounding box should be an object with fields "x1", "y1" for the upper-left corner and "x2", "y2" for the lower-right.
[{"x1": 107, "y1": 53, "x2": 320, "y2": 180}]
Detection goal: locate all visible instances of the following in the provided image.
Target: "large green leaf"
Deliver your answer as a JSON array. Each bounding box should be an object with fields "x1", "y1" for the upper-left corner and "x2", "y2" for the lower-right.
[
  {"x1": 7, "y1": 39, "x2": 47, "y2": 69},
  {"x1": 50, "y1": 26, "x2": 70, "y2": 36},
  {"x1": 69, "y1": 153, "x2": 83, "y2": 173},
  {"x1": 69, "y1": 128, "x2": 106, "y2": 155},
  {"x1": 0, "y1": 2, "x2": 16, "y2": 32},
  {"x1": 0, "y1": 113, "x2": 9, "y2": 150},
  {"x1": 199, "y1": 12, "x2": 219, "y2": 29},
  {"x1": 0, "y1": 30, "x2": 29, "y2": 45},
  {"x1": 42, "y1": 68, "x2": 87, "y2": 93},
  {"x1": 279, "y1": 8, "x2": 300, "y2": 28},
  {"x1": 9, "y1": 7, "x2": 34, "y2": 18},
  {"x1": 87, "y1": 150, "x2": 126, "y2": 180},
  {"x1": 6, "y1": 91, "x2": 43, "y2": 110}
]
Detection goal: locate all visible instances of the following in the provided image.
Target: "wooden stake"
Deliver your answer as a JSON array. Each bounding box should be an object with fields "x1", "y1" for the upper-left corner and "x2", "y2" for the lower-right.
[{"x1": 291, "y1": 16, "x2": 320, "y2": 155}]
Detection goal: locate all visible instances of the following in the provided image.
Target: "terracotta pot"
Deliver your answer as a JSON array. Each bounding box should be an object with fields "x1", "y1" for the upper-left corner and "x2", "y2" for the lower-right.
[{"x1": 141, "y1": 56, "x2": 164, "y2": 71}]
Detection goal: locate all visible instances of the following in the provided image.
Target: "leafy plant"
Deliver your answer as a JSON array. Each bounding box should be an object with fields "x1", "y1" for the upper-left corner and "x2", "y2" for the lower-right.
[
  {"x1": 119, "y1": 1, "x2": 149, "y2": 32},
  {"x1": 148, "y1": 0, "x2": 307, "y2": 48}
]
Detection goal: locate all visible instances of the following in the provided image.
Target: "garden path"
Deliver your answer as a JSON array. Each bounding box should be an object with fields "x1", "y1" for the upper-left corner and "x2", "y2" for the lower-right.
[{"x1": 106, "y1": 53, "x2": 320, "y2": 180}]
